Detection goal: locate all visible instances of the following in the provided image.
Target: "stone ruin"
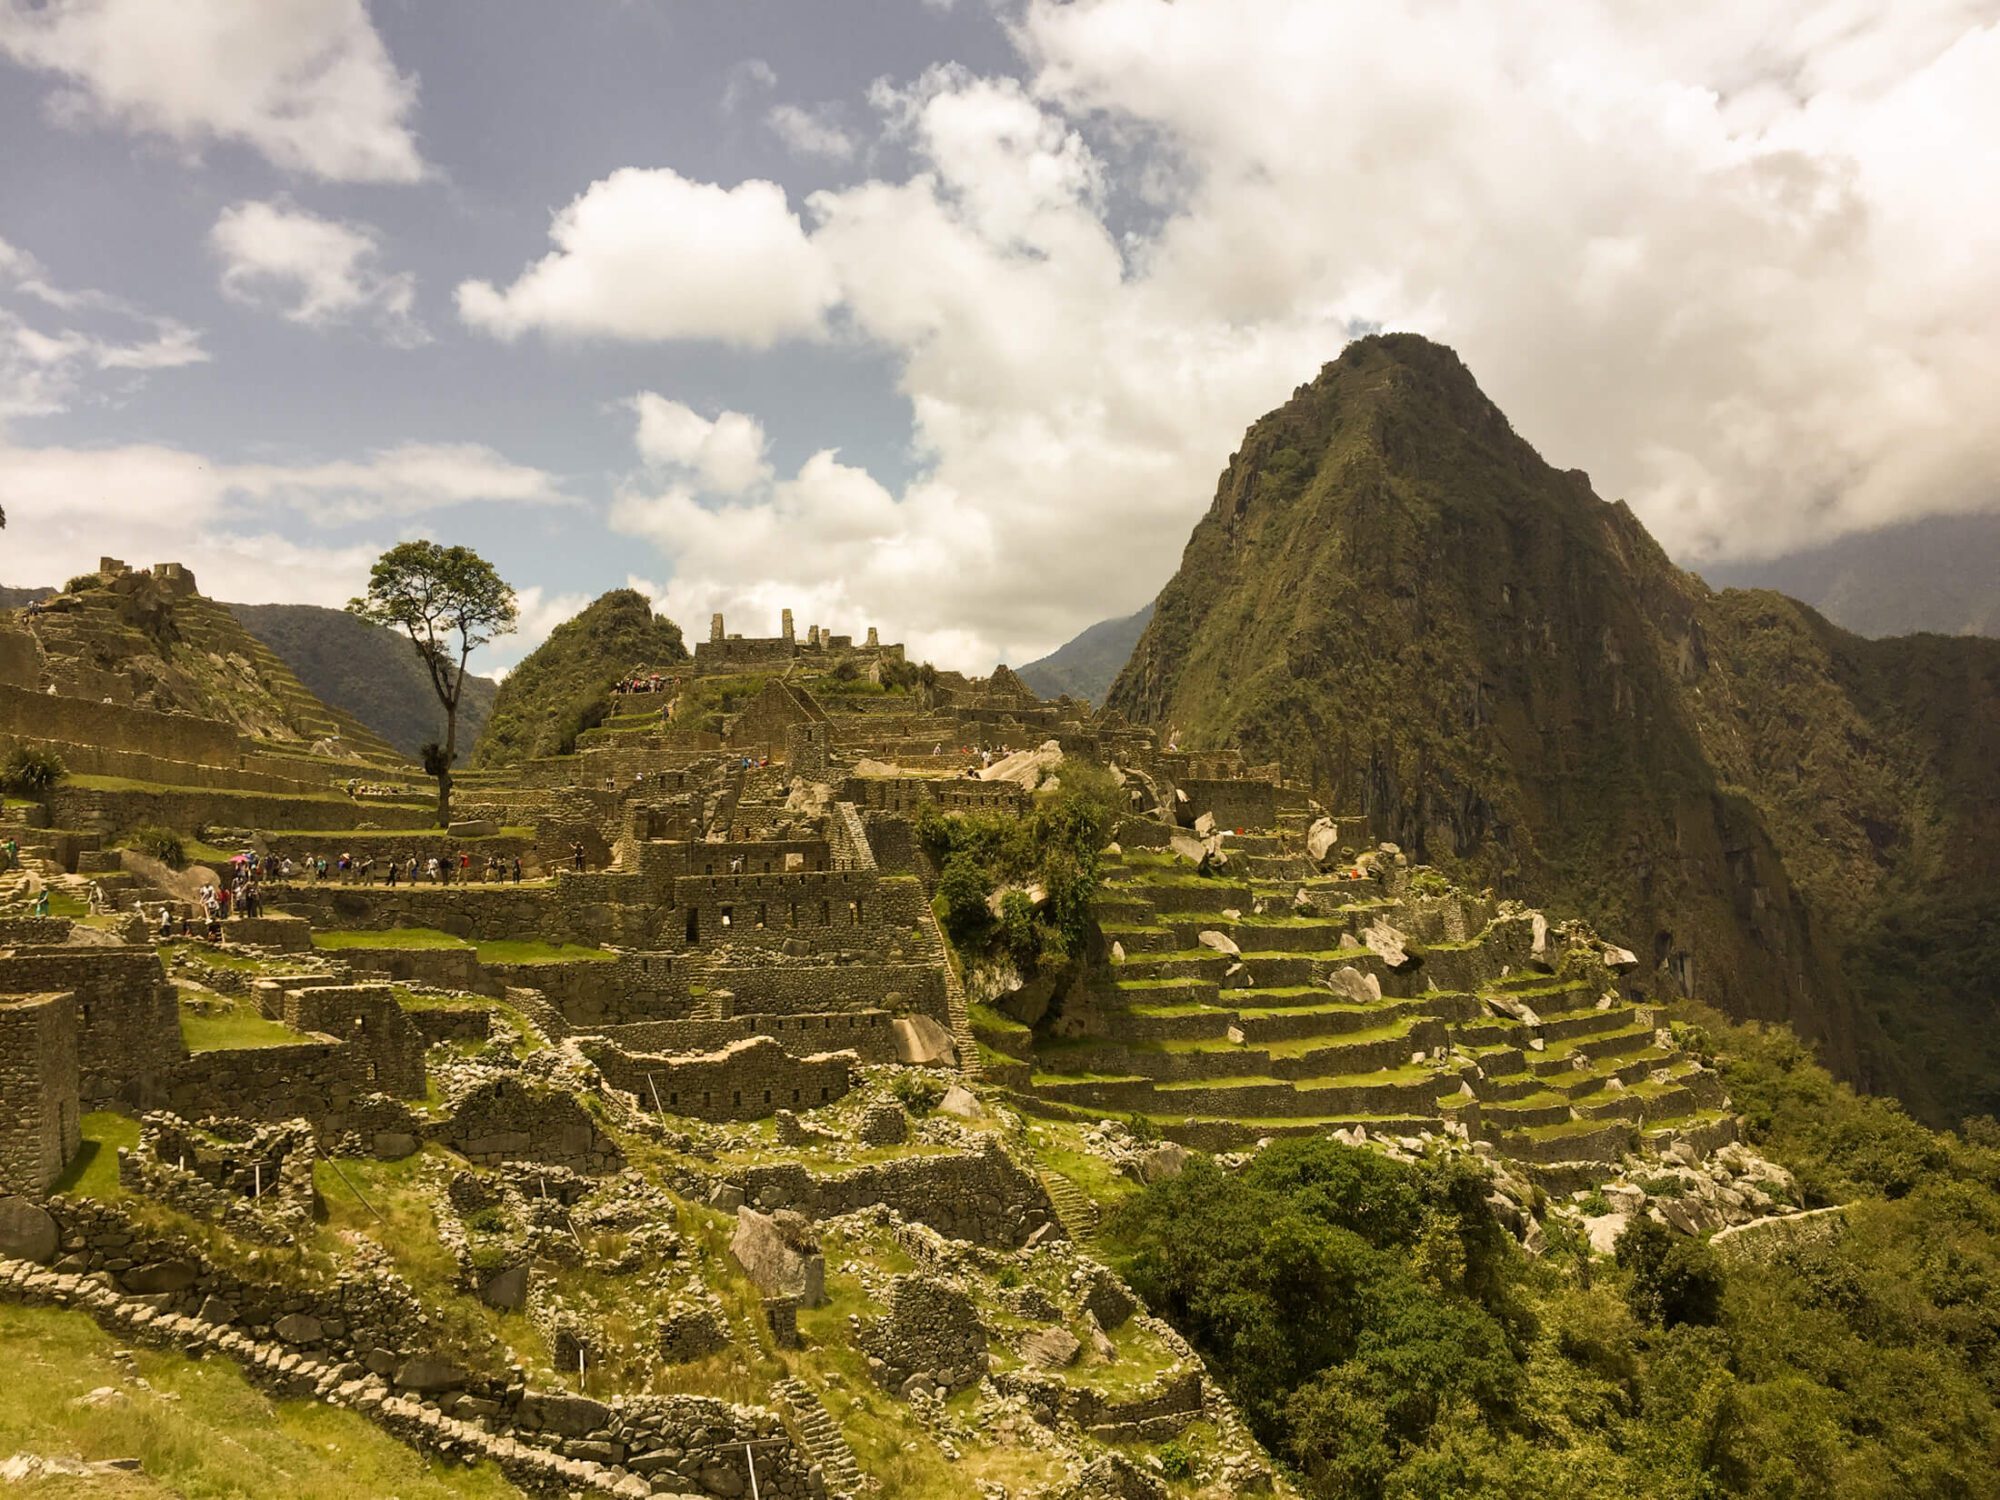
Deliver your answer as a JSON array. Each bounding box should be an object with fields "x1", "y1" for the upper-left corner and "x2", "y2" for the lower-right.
[{"x1": 0, "y1": 562, "x2": 1796, "y2": 1494}]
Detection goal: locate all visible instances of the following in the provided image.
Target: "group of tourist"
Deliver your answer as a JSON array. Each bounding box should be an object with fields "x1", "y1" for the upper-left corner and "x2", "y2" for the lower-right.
[
  {"x1": 277, "y1": 849, "x2": 528, "y2": 886},
  {"x1": 613, "y1": 669, "x2": 671, "y2": 695}
]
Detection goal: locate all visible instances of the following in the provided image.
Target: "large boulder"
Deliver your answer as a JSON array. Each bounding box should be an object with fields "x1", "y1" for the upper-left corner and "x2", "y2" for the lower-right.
[
  {"x1": 0, "y1": 1198, "x2": 58, "y2": 1264},
  {"x1": 891, "y1": 1014, "x2": 957, "y2": 1067},
  {"x1": 1306, "y1": 816, "x2": 1341, "y2": 866},
  {"x1": 1197, "y1": 929, "x2": 1241, "y2": 958},
  {"x1": 730, "y1": 1208, "x2": 826, "y2": 1307},
  {"x1": 1362, "y1": 919, "x2": 1417, "y2": 969}
]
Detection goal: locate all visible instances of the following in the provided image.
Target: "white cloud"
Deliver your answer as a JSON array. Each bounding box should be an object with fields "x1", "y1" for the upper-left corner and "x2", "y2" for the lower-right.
[
  {"x1": 210, "y1": 199, "x2": 425, "y2": 345},
  {"x1": 0, "y1": 234, "x2": 206, "y2": 419},
  {"x1": 0, "y1": 431, "x2": 580, "y2": 676},
  {"x1": 721, "y1": 57, "x2": 777, "y2": 115},
  {"x1": 767, "y1": 102, "x2": 856, "y2": 162},
  {"x1": 0, "y1": 0, "x2": 425, "y2": 183},
  {"x1": 1013, "y1": 0, "x2": 2000, "y2": 565},
  {"x1": 604, "y1": 4, "x2": 2000, "y2": 671},
  {"x1": 629, "y1": 394, "x2": 771, "y2": 495},
  {"x1": 457, "y1": 168, "x2": 839, "y2": 347}
]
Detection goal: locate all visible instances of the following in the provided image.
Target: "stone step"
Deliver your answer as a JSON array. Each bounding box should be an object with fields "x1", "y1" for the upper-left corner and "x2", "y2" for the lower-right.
[
  {"x1": 773, "y1": 1378, "x2": 863, "y2": 1498},
  {"x1": 1037, "y1": 1170, "x2": 1100, "y2": 1244}
]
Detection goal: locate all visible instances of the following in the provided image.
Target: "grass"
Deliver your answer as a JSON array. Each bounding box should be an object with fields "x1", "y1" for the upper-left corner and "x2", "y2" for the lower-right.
[
  {"x1": 52, "y1": 1112, "x2": 140, "y2": 1199},
  {"x1": 179, "y1": 1006, "x2": 303, "y2": 1052},
  {"x1": 312, "y1": 926, "x2": 470, "y2": 951},
  {"x1": 309, "y1": 928, "x2": 612, "y2": 964},
  {"x1": 0, "y1": 1302, "x2": 526, "y2": 1499},
  {"x1": 475, "y1": 938, "x2": 614, "y2": 965}
]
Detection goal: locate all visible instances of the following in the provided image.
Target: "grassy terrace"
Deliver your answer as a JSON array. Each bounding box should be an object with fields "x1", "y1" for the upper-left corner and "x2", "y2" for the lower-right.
[
  {"x1": 181, "y1": 1005, "x2": 304, "y2": 1052},
  {"x1": 65, "y1": 772, "x2": 426, "y2": 808},
  {"x1": 0, "y1": 1302, "x2": 526, "y2": 1500},
  {"x1": 310, "y1": 926, "x2": 614, "y2": 963}
]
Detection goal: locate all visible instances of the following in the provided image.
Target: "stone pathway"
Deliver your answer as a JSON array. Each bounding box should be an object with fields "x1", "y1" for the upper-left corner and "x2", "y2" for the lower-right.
[
  {"x1": 773, "y1": 1376, "x2": 863, "y2": 1498},
  {"x1": 921, "y1": 902, "x2": 982, "y2": 1081}
]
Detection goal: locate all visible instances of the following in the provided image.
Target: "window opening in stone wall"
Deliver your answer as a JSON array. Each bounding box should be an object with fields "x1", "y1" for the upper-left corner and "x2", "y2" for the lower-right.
[
  {"x1": 820, "y1": 899, "x2": 831, "y2": 924},
  {"x1": 849, "y1": 899, "x2": 860, "y2": 925},
  {"x1": 721, "y1": 905, "x2": 733, "y2": 928},
  {"x1": 686, "y1": 908, "x2": 699, "y2": 943},
  {"x1": 732, "y1": 1090, "x2": 741, "y2": 1107}
]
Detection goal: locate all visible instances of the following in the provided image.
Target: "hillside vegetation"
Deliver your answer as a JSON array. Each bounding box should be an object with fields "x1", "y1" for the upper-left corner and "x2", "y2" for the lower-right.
[
  {"x1": 229, "y1": 602, "x2": 498, "y2": 759},
  {"x1": 1107, "y1": 1007, "x2": 2000, "y2": 1497},
  {"x1": 471, "y1": 588, "x2": 687, "y2": 765},
  {"x1": 1108, "y1": 334, "x2": 2000, "y2": 1126}
]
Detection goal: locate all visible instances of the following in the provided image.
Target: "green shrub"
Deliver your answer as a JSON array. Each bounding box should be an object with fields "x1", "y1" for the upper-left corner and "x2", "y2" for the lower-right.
[
  {"x1": 888, "y1": 1072, "x2": 945, "y2": 1115},
  {"x1": 1613, "y1": 1215, "x2": 1723, "y2": 1327},
  {"x1": 126, "y1": 825, "x2": 186, "y2": 870},
  {"x1": 0, "y1": 744, "x2": 66, "y2": 796},
  {"x1": 1155, "y1": 1440, "x2": 1195, "y2": 1480},
  {"x1": 62, "y1": 574, "x2": 97, "y2": 594}
]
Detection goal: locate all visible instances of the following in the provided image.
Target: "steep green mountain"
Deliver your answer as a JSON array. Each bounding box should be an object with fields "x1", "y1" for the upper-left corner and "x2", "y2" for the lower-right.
[
  {"x1": 0, "y1": 583, "x2": 54, "y2": 609},
  {"x1": 471, "y1": 588, "x2": 688, "y2": 765},
  {"x1": 228, "y1": 603, "x2": 498, "y2": 760},
  {"x1": 1697, "y1": 511, "x2": 2000, "y2": 639},
  {"x1": 1016, "y1": 602, "x2": 1154, "y2": 703},
  {"x1": 1108, "y1": 333, "x2": 2000, "y2": 1123}
]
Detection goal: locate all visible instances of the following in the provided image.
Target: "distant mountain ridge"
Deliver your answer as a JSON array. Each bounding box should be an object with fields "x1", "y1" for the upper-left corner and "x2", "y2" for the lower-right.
[
  {"x1": 1696, "y1": 511, "x2": 2000, "y2": 639},
  {"x1": 1016, "y1": 602, "x2": 1154, "y2": 703},
  {"x1": 228, "y1": 603, "x2": 498, "y2": 761},
  {"x1": 1108, "y1": 332, "x2": 2000, "y2": 1126}
]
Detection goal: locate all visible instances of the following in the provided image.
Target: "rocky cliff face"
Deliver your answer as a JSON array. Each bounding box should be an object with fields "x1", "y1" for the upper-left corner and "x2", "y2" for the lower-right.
[{"x1": 1108, "y1": 334, "x2": 2000, "y2": 1122}]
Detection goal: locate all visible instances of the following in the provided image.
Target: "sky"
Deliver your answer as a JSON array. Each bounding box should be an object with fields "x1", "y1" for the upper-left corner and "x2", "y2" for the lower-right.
[{"x1": 2, "y1": 0, "x2": 1995, "y2": 675}]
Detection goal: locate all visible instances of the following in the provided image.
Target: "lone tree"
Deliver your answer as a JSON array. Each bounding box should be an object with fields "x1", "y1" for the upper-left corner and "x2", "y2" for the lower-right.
[{"x1": 349, "y1": 541, "x2": 516, "y2": 826}]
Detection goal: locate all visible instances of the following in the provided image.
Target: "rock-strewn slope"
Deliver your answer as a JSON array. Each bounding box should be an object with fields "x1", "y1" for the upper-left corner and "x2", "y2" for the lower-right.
[{"x1": 1107, "y1": 334, "x2": 2000, "y2": 1123}]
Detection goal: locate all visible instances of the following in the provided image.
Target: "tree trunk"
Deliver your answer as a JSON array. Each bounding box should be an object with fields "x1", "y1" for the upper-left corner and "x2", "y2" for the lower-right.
[{"x1": 436, "y1": 705, "x2": 458, "y2": 827}]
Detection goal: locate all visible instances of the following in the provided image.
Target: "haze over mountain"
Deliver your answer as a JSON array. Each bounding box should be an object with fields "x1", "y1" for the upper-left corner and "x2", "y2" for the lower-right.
[
  {"x1": 1016, "y1": 603, "x2": 1154, "y2": 704},
  {"x1": 1108, "y1": 334, "x2": 2000, "y2": 1127},
  {"x1": 1696, "y1": 512, "x2": 2000, "y2": 640},
  {"x1": 227, "y1": 603, "x2": 499, "y2": 761}
]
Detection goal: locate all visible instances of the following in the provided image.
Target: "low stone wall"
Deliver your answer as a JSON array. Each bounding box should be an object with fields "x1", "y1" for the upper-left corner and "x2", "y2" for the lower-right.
[
  {"x1": 714, "y1": 1137, "x2": 1056, "y2": 1249},
  {"x1": 597, "y1": 1010, "x2": 899, "y2": 1066},
  {"x1": 2, "y1": 1202, "x2": 817, "y2": 1497}
]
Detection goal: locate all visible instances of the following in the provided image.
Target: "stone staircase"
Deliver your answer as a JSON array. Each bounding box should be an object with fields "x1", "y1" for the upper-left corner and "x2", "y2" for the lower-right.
[
  {"x1": 1038, "y1": 1170, "x2": 1101, "y2": 1244},
  {"x1": 773, "y1": 1376, "x2": 863, "y2": 1498},
  {"x1": 921, "y1": 901, "x2": 982, "y2": 1080}
]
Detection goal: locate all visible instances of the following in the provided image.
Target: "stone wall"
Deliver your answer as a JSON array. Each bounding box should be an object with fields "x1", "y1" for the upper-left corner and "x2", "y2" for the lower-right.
[
  {"x1": 0, "y1": 993, "x2": 79, "y2": 1196},
  {"x1": 280, "y1": 985, "x2": 428, "y2": 1098},
  {"x1": 1174, "y1": 776, "x2": 1278, "y2": 833},
  {"x1": 272, "y1": 884, "x2": 555, "y2": 941},
  {"x1": 431, "y1": 1078, "x2": 623, "y2": 1173},
  {"x1": 160, "y1": 1041, "x2": 375, "y2": 1133},
  {"x1": 715, "y1": 1137, "x2": 1057, "y2": 1249},
  {"x1": 587, "y1": 1036, "x2": 855, "y2": 1122},
  {"x1": 596, "y1": 1010, "x2": 900, "y2": 1066},
  {"x1": 5, "y1": 1201, "x2": 817, "y2": 1498},
  {"x1": 51, "y1": 783, "x2": 434, "y2": 838},
  {"x1": 0, "y1": 683, "x2": 238, "y2": 765},
  {"x1": 0, "y1": 946, "x2": 181, "y2": 1108}
]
